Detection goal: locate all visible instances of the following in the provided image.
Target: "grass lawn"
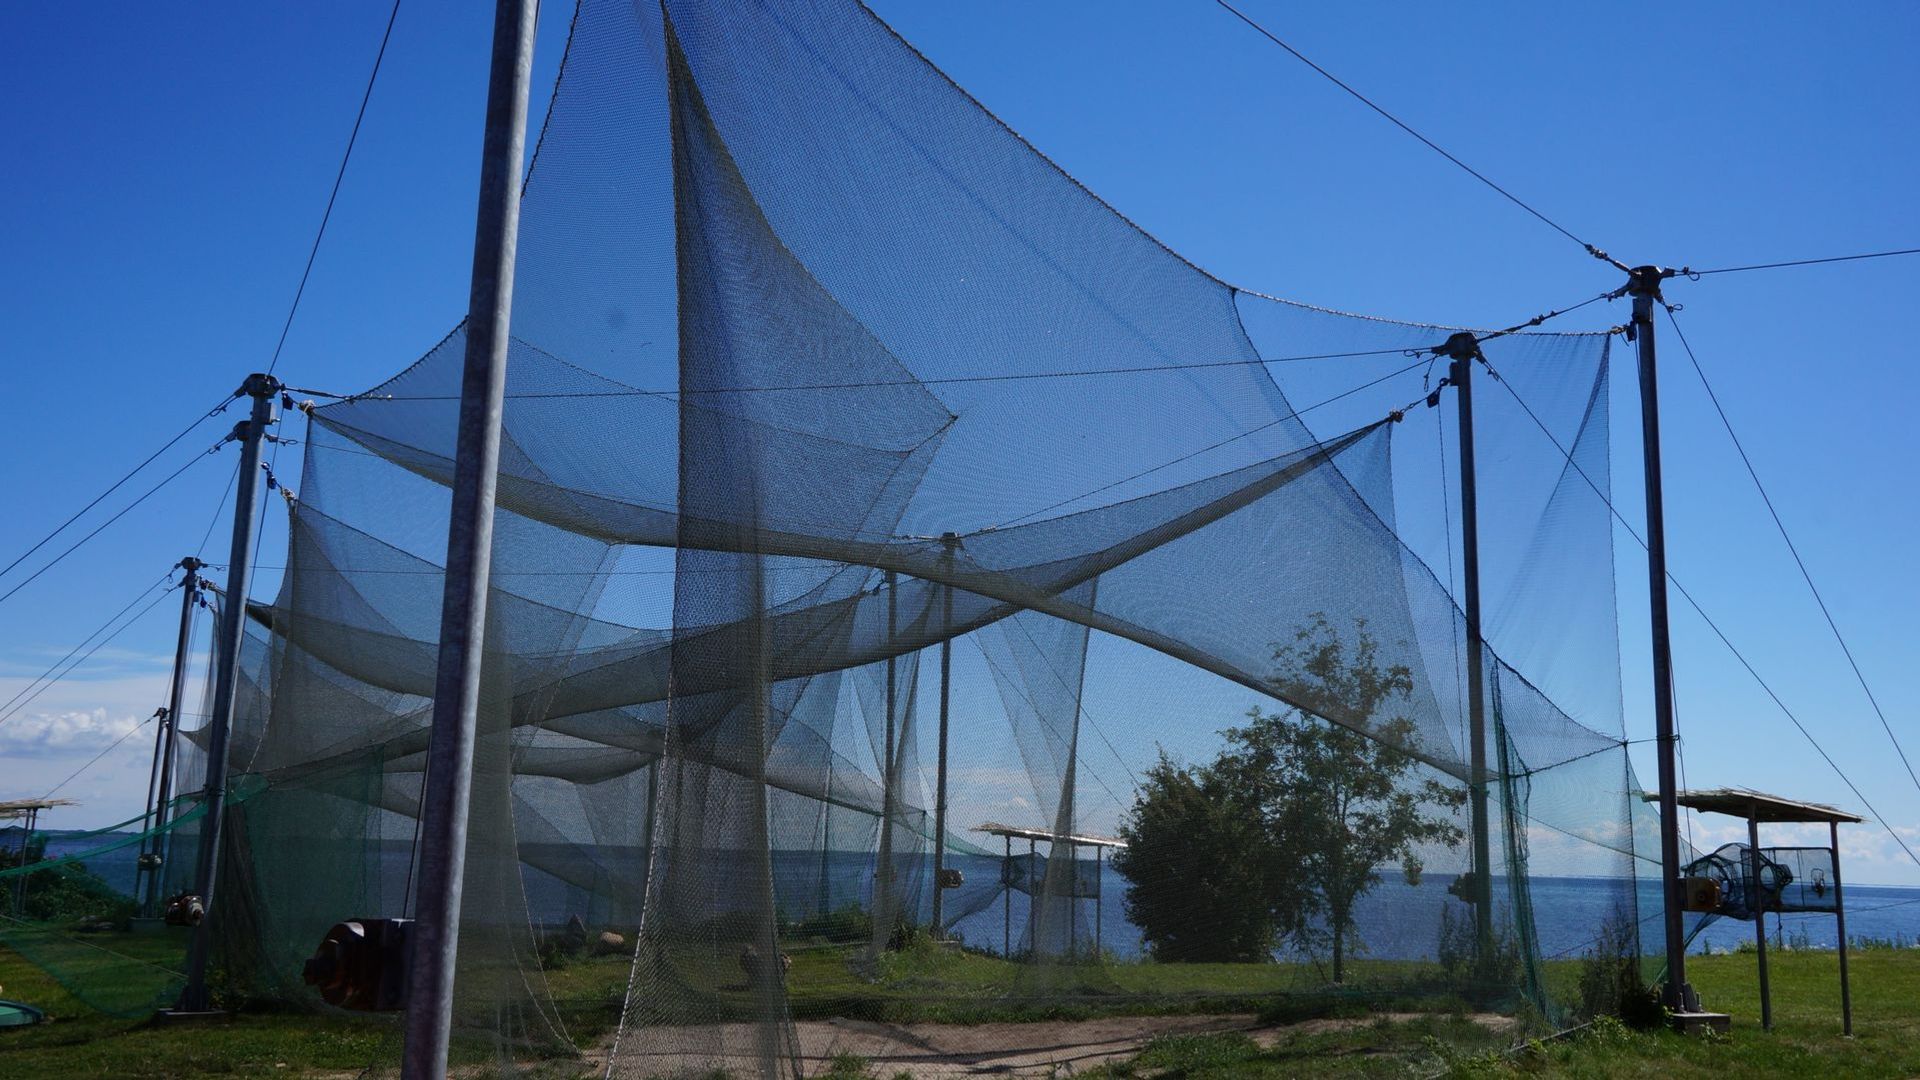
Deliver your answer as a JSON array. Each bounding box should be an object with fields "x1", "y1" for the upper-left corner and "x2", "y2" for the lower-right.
[
  {"x1": 4, "y1": 941, "x2": 1916, "y2": 1077},
  {"x1": 1076, "y1": 946, "x2": 1920, "y2": 1079}
]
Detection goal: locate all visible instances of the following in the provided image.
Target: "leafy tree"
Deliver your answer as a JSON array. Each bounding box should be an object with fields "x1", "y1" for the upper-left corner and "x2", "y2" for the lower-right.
[
  {"x1": 1115, "y1": 614, "x2": 1464, "y2": 981},
  {"x1": 1113, "y1": 753, "x2": 1283, "y2": 963},
  {"x1": 1227, "y1": 614, "x2": 1466, "y2": 981}
]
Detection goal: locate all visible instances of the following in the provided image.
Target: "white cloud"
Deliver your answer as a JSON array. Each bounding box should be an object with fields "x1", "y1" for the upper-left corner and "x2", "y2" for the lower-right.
[
  {"x1": 0, "y1": 663, "x2": 180, "y2": 827},
  {"x1": 0, "y1": 707, "x2": 144, "y2": 754}
]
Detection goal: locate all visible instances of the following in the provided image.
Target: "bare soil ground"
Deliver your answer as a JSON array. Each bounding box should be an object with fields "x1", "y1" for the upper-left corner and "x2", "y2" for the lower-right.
[{"x1": 600, "y1": 1012, "x2": 1518, "y2": 1078}]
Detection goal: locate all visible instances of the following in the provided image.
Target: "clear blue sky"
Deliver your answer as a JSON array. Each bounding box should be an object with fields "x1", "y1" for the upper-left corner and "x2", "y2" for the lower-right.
[{"x1": 3, "y1": 2, "x2": 1916, "y2": 881}]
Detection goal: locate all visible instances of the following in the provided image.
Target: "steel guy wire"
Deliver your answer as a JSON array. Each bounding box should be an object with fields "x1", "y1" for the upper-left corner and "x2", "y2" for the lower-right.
[
  {"x1": 0, "y1": 437, "x2": 230, "y2": 611},
  {"x1": 262, "y1": 0, "x2": 403, "y2": 377},
  {"x1": 1212, "y1": 0, "x2": 1597, "y2": 256},
  {"x1": 0, "y1": 571, "x2": 175, "y2": 724},
  {"x1": 1663, "y1": 304, "x2": 1920, "y2": 805},
  {"x1": 1480, "y1": 354, "x2": 1920, "y2": 873},
  {"x1": 0, "y1": 395, "x2": 234, "y2": 587}
]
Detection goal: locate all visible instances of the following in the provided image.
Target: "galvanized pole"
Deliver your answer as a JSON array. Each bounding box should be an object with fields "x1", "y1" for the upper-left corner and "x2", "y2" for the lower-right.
[
  {"x1": 135, "y1": 709, "x2": 168, "y2": 909},
  {"x1": 1627, "y1": 266, "x2": 1692, "y2": 1012},
  {"x1": 1831, "y1": 819, "x2": 1852, "y2": 1035},
  {"x1": 1747, "y1": 805, "x2": 1771, "y2": 1030},
  {"x1": 176, "y1": 376, "x2": 278, "y2": 1013},
  {"x1": 1441, "y1": 332, "x2": 1496, "y2": 960},
  {"x1": 931, "y1": 534, "x2": 956, "y2": 936},
  {"x1": 142, "y1": 557, "x2": 203, "y2": 915},
  {"x1": 400, "y1": 0, "x2": 537, "y2": 1072}
]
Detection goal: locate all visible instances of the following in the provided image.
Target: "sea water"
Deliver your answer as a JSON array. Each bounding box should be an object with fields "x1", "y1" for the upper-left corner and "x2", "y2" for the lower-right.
[{"x1": 41, "y1": 834, "x2": 1920, "y2": 961}]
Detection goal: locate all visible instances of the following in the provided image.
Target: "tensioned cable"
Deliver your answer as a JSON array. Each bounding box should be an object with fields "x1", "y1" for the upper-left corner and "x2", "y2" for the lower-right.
[
  {"x1": 0, "y1": 572, "x2": 174, "y2": 725},
  {"x1": 1212, "y1": 0, "x2": 1596, "y2": 255},
  {"x1": 1664, "y1": 305, "x2": 1920, "y2": 802},
  {"x1": 293, "y1": 346, "x2": 1420, "y2": 402},
  {"x1": 262, "y1": 0, "x2": 404, "y2": 376},
  {"x1": 197, "y1": 456, "x2": 242, "y2": 559},
  {"x1": 0, "y1": 439, "x2": 227, "y2": 611},
  {"x1": 1431, "y1": 401, "x2": 1471, "y2": 759},
  {"x1": 0, "y1": 395, "x2": 233, "y2": 587},
  {"x1": 1481, "y1": 356, "x2": 1920, "y2": 872},
  {"x1": 989, "y1": 357, "x2": 1427, "y2": 531},
  {"x1": 1692, "y1": 247, "x2": 1920, "y2": 277}
]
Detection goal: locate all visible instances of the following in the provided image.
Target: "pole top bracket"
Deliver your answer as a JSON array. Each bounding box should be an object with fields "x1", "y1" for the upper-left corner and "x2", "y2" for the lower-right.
[{"x1": 237, "y1": 373, "x2": 282, "y2": 399}]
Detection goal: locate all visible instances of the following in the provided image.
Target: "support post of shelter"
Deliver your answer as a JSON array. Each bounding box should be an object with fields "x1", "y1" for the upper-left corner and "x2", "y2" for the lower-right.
[
  {"x1": 1003, "y1": 834, "x2": 1012, "y2": 956},
  {"x1": 1028, "y1": 838, "x2": 1037, "y2": 950},
  {"x1": 932, "y1": 534, "x2": 956, "y2": 936},
  {"x1": 399, "y1": 0, "x2": 536, "y2": 1071},
  {"x1": 1627, "y1": 265, "x2": 1693, "y2": 1013},
  {"x1": 143, "y1": 557, "x2": 202, "y2": 916},
  {"x1": 1832, "y1": 819, "x2": 1852, "y2": 1036},
  {"x1": 176, "y1": 374, "x2": 279, "y2": 1015},
  {"x1": 12, "y1": 806, "x2": 38, "y2": 916},
  {"x1": 1440, "y1": 330, "x2": 1495, "y2": 959},
  {"x1": 1748, "y1": 802, "x2": 1771, "y2": 1030}
]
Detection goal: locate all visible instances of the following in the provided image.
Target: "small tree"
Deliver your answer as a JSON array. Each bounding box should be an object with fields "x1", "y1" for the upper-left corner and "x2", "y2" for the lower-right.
[
  {"x1": 1232, "y1": 614, "x2": 1466, "y2": 981},
  {"x1": 1114, "y1": 615, "x2": 1464, "y2": 978},
  {"x1": 1113, "y1": 753, "x2": 1281, "y2": 963}
]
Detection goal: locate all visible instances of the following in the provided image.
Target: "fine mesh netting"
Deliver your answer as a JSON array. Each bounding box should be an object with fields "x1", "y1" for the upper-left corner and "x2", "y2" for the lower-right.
[{"x1": 5, "y1": 0, "x2": 1681, "y2": 1074}]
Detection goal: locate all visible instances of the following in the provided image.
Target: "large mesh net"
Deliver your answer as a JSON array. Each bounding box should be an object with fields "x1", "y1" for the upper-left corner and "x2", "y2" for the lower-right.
[{"x1": 5, "y1": 0, "x2": 1689, "y2": 1074}]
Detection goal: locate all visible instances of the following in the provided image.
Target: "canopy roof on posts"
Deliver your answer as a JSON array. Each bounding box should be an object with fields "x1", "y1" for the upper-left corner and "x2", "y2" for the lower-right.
[
  {"x1": 0, "y1": 799, "x2": 75, "y2": 821},
  {"x1": 974, "y1": 822, "x2": 1125, "y2": 849},
  {"x1": 1645, "y1": 788, "x2": 1863, "y2": 824}
]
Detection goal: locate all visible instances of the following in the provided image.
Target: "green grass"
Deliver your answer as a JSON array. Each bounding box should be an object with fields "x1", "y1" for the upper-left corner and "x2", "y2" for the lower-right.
[
  {"x1": 6, "y1": 942, "x2": 1917, "y2": 1077},
  {"x1": 0, "y1": 944, "x2": 392, "y2": 1078},
  {"x1": 1078, "y1": 946, "x2": 1920, "y2": 1079}
]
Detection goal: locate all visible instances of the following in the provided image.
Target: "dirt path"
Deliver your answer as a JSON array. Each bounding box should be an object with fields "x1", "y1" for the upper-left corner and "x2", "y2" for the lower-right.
[{"x1": 598, "y1": 1011, "x2": 1516, "y2": 1078}]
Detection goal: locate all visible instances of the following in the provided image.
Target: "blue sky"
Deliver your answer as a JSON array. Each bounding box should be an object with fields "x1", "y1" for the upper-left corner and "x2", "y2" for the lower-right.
[{"x1": 3, "y1": 2, "x2": 1917, "y2": 882}]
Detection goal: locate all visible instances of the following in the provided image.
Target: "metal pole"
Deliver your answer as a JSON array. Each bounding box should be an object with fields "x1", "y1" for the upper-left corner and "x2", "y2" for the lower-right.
[
  {"x1": 1028, "y1": 838, "x2": 1037, "y2": 951},
  {"x1": 1628, "y1": 267, "x2": 1691, "y2": 1012},
  {"x1": 1069, "y1": 841, "x2": 1077, "y2": 956},
  {"x1": 145, "y1": 558, "x2": 202, "y2": 915},
  {"x1": 13, "y1": 808, "x2": 34, "y2": 916},
  {"x1": 1095, "y1": 845, "x2": 1103, "y2": 957},
  {"x1": 135, "y1": 707, "x2": 168, "y2": 908},
  {"x1": 1748, "y1": 805, "x2": 1771, "y2": 1030},
  {"x1": 931, "y1": 534, "x2": 956, "y2": 936},
  {"x1": 876, "y1": 570, "x2": 898, "y2": 931},
  {"x1": 1831, "y1": 819, "x2": 1852, "y2": 1036},
  {"x1": 177, "y1": 376, "x2": 278, "y2": 1013},
  {"x1": 400, "y1": 0, "x2": 536, "y2": 1070},
  {"x1": 1443, "y1": 333, "x2": 1495, "y2": 959},
  {"x1": 1004, "y1": 835, "x2": 1012, "y2": 956}
]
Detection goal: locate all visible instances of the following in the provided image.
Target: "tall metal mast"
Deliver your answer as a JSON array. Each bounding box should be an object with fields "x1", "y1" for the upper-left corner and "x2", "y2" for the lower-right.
[
  {"x1": 139, "y1": 556, "x2": 203, "y2": 915},
  {"x1": 400, "y1": 0, "x2": 537, "y2": 1072},
  {"x1": 930, "y1": 534, "x2": 957, "y2": 935},
  {"x1": 1625, "y1": 264, "x2": 1692, "y2": 1012},
  {"x1": 1437, "y1": 331, "x2": 1497, "y2": 962},
  {"x1": 176, "y1": 377, "x2": 278, "y2": 1013}
]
